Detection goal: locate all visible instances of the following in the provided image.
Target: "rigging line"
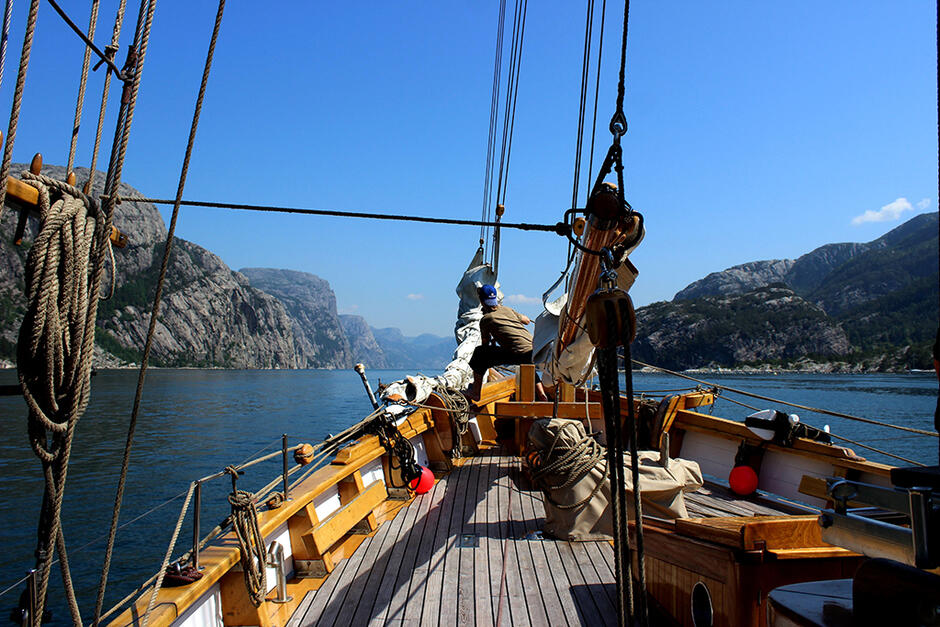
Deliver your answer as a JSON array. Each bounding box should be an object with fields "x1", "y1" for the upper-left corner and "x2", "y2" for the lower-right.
[
  {"x1": 718, "y1": 392, "x2": 927, "y2": 466},
  {"x1": 0, "y1": 0, "x2": 40, "y2": 215},
  {"x1": 633, "y1": 359, "x2": 940, "y2": 438},
  {"x1": 46, "y1": 0, "x2": 125, "y2": 80},
  {"x1": 481, "y1": 0, "x2": 507, "y2": 248},
  {"x1": 103, "y1": 194, "x2": 569, "y2": 233},
  {"x1": 492, "y1": 0, "x2": 524, "y2": 217},
  {"x1": 496, "y1": 0, "x2": 526, "y2": 209},
  {"x1": 0, "y1": 0, "x2": 13, "y2": 92},
  {"x1": 571, "y1": 0, "x2": 594, "y2": 210},
  {"x1": 85, "y1": 0, "x2": 129, "y2": 193},
  {"x1": 90, "y1": 0, "x2": 168, "y2": 622},
  {"x1": 66, "y1": 0, "x2": 102, "y2": 173},
  {"x1": 492, "y1": 0, "x2": 527, "y2": 276},
  {"x1": 585, "y1": 0, "x2": 607, "y2": 203}
]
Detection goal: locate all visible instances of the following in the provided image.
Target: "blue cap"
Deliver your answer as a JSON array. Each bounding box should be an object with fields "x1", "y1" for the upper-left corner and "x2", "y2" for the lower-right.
[{"x1": 478, "y1": 284, "x2": 498, "y2": 306}]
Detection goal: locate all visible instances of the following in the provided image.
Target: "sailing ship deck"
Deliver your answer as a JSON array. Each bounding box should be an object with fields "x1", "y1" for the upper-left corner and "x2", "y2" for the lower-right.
[
  {"x1": 288, "y1": 449, "x2": 618, "y2": 626},
  {"x1": 287, "y1": 447, "x2": 793, "y2": 627}
]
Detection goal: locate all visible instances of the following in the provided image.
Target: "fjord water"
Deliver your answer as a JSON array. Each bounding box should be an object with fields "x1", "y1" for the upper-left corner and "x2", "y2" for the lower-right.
[{"x1": 0, "y1": 368, "x2": 936, "y2": 623}]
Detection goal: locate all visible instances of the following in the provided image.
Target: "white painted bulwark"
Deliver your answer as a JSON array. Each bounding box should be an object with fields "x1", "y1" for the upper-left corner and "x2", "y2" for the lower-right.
[
  {"x1": 171, "y1": 583, "x2": 222, "y2": 627},
  {"x1": 264, "y1": 523, "x2": 294, "y2": 587}
]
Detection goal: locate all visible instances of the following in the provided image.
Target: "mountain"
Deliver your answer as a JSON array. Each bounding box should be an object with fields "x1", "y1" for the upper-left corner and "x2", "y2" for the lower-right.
[
  {"x1": 240, "y1": 268, "x2": 352, "y2": 368},
  {"x1": 339, "y1": 315, "x2": 388, "y2": 368},
  {"x1": 371, "y1": 327, "x2": 455, "y2": 370},
  {"x1": 639, "y1": 212, "x2": 938, "y2": 371},
  {"x1": 0, "y1": 165, "x2": 453, "y2": 370}
]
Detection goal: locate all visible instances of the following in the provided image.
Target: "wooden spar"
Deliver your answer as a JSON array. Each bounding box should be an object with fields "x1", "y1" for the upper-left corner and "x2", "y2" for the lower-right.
[{"x1": 6, "y1": 153, "x2": 128, "y2": 247}]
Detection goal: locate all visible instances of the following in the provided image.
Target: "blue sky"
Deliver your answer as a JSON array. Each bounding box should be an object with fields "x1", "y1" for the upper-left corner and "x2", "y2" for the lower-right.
[{"x1": 1, "y1": 1, "x2": 936, "y2": 336}]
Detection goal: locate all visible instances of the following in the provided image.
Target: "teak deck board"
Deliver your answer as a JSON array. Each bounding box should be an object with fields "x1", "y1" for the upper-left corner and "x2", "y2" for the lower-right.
[{"x1": 293, "y1": 450, "x2": 617, "y2": 626}]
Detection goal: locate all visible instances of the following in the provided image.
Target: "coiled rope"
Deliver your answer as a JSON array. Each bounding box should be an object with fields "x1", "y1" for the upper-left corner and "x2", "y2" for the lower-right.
[
  {"x1": 18, "y1": 171, "x2": 106, "y2": 627},
  {"x1": 434, "y1": 386, "x2": 471, "y2": 458},
  {"x1": 225, "y1": 467, "x2": 267, "y2": 607},
  {"x1": 526, "y1": 421, "x2": 608, "y2": 510}
]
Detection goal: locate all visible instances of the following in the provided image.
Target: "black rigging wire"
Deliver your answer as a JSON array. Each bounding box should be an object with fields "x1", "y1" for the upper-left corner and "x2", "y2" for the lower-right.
[
  {"x1": 571, "y1": 0, "x2": 595, "y2": 210},
  {"x1": 585, "y1": 0, "x2": 607, "y2": 203},
  {"x1": 480, "y1": 0, "x2": 508, "y2": 251},
  {"x1": 492, "y1": 0, "x2": 528, "y2": 273},
  {"x1": 107, "y1": 194, "x2": 569, "y2": 234}
]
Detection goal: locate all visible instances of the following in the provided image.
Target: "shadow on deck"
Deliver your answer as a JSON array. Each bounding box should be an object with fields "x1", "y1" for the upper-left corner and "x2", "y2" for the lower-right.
[{"x1": 288, "y1": 448, "x2": 618, "y2": 627}]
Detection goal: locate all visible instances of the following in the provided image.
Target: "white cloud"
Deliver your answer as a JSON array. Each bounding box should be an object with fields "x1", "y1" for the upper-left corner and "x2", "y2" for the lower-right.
[
  {"x1": 505, "y1": 294, "x2": 541, "y2": 305},
  {"x1": 851, "y1": 197, "x2": 914, "y2": 225},
  {"x1": 338, "y1": 304, "x2": 359, "y2": 314},
  {"x1": 917, "y1": 198, "x2": 932, "y2": 210},
  {"x1": 406, "y1": 293, "x2": 424, "y2": 300}
]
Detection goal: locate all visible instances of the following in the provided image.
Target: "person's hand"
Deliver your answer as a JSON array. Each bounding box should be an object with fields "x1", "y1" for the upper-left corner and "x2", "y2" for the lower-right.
[{"x1": 521, "y1": 315, "x2": 532, "y2": 325}]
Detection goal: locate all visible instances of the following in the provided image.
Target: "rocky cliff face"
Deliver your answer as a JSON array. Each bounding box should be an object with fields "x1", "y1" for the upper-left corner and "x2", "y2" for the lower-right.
[
  {"x1": 340, "y1": 315, "x2": 388, "y2": 368},
  {"x1": 240, "y1": 268, "x2": 353, "y2": 368},
  {"x1": 3, "y1": 165, "x2": 300, "y2": 368},
  {"x1": 674, "y1": 260, "x2": 794, "y2": 300},
  {"x1": 634, "y1": 285, "x2": 852, "y2": 371}
]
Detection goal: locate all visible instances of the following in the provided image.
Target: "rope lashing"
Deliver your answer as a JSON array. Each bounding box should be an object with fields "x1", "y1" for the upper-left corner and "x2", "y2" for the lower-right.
[
  {"x1": 224, "y1": 467, "x2": 267, "y2": 607},
  {"x1": 526, "y1": 421, "x2": 608, "y2": 510},
  {"x1": 17, "y1": 171, "x2": 106, "y2": 627}
]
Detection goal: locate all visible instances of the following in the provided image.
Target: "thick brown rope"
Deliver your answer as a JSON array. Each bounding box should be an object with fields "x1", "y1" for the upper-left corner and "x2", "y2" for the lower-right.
[
  {"x1": 226, "y1": 468, "x2": 267, "y2": 607},
  {"x1": 18, "y1": 171, "x2": 104, "y2": 627},
  {"x1": 85, "y1": 0, "x2": 129, "y2": 192},
  {"x1": 0, "y1": 0, "x2": 40, "y2": 214},
  {"x1": 66, "y1": 0, "x2": 101, "y2": 173},
  {"x1": 92, "y1": 0, "x2": 159, "y2": 621}
]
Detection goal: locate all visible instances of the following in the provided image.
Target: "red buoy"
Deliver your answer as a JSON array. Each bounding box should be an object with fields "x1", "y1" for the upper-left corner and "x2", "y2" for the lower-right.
[
  {"x1": 729, "y1": 465, "x2": 759, "y2": 496},
  {"x1": 410, "y1": 465, "x2": 434, "y2": 494}
]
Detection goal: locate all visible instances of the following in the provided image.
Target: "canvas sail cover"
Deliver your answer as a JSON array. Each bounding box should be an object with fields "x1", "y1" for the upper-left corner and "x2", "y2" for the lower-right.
[
  {"x1": 527, "y1": 418, "x2": 702, "y2": 541},
  {"x1": 380, "y1": 248, "x2": 496, "y2": 404}
]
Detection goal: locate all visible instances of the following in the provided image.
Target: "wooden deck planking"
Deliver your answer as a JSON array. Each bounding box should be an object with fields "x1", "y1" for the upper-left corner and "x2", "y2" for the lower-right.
[
  {"x1": 385, "y1": 480, "x2": 433, "y2": 620},
  {"x1": 517, "y1": 472, "x2": 574, "y2": 627},
  {"x1": 504, "y1": 459, "x2": 533, "y2": 627},
  {"x1": 472, "y1": 453, "x2": 495, "y2": 627},
  {"x1": 485, "y1": 455, "x2": 510, "y2": 625},
  {"x1": 403, "y1": 471, "x2": 448, "y2": 624},
  {"x1": 295, "y1": 451, "x2": 618, "y2": 626}
]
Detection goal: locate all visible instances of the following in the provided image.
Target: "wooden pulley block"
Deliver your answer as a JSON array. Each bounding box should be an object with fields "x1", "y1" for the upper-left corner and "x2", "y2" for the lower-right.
[
  {"x1": 586, "y1": 182, "x2": 621, "y2": 231},
  {"x1": 584, "y1": 287, "x2": 636, "y2": 348}
]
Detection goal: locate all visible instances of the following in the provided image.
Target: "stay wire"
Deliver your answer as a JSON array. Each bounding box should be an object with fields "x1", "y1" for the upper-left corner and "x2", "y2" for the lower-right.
[
  {"x1": 717, "y1": 394, "x2": 926, "y2": 466},
  {"x1": 103, "y1": 194, "x2": 568, "y2": 234},
  {"x1": 480, "y1": 0, "x2": 507, "y2": 250},
  {"x1": 571, "y1": 0, "x2": 594, "y2": 210},
  {"x1": 585, "y1": 0, "x2": 607, "y2": 203},
  {"x1": 493, "y1": 0, "x2": 527, "y2": 275}
]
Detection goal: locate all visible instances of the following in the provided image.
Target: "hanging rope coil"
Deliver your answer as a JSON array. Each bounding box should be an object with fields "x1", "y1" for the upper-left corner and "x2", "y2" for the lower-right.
[
  {"x1": 17, "y1": 170, "x2": 106, "y2": 626},
  {"x1": 435, "y1": 386, "x2": 471, "y2": 458},
  {"x1": 225, "y1": 467, "x2": 267, "y2": 607}
]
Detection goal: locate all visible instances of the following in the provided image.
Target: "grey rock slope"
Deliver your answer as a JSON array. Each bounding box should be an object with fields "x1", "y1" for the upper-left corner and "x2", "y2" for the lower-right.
[
  {"x1": 240, "y1": 268, "x2": 353, "y2": 368},
  {"x1": 634, "y1": 285, "x2": 852, "y2": 371},
  {"x1": 340, "y1": 315, "x2": 388, "y2": 368},
  {"x1": 2, "y1": 165, "x2": 299, "y2": 368}
]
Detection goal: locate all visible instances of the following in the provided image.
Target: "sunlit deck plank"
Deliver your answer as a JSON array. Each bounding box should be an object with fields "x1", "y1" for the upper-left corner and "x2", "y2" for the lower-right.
[{"x1": 294, "y1": 451, "x2": 618, "y2": 626}]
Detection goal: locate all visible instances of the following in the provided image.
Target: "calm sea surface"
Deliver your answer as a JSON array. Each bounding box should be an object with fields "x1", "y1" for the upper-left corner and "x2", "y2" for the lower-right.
[{"x1": 0, "y1": 368, "x2": 936, "y2": 623}]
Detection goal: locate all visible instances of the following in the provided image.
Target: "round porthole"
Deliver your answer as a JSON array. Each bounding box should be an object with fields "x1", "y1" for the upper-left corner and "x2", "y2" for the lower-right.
[{"x1": 691, "y1": 580, "x2": 713, "y2": 627}]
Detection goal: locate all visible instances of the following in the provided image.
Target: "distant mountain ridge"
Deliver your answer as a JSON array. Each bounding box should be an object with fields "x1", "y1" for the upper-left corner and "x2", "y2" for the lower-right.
[{"x1": 641, "y1": 212, "x2": 938, "y2": 371}]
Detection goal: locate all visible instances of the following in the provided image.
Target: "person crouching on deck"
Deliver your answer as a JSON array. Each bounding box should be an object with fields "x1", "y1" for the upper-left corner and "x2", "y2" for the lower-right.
[{"x1": 468, "y1": 284, "x2": 548, "y2": 402}]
